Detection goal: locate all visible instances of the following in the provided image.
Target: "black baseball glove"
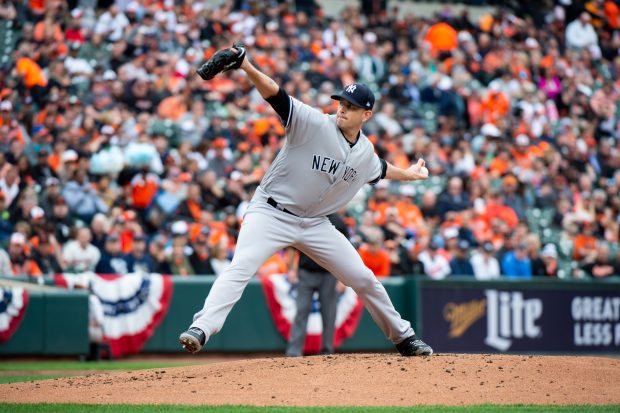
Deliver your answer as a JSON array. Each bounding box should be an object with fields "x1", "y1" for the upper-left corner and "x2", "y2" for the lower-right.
[{"x1": 196, "y1": 42, "x2": 246, "y2": 80}]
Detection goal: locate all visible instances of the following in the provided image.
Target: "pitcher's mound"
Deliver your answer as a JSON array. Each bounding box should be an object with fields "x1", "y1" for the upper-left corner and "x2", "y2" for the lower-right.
[{"x1": 1, "y1": 354, "x2": 619, "y2": 406}]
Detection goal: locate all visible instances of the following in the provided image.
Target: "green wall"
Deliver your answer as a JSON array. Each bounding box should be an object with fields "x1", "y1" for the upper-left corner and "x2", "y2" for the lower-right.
[
  {"x1": 143, "y1": 277, "x2": 286, "y2": 352},
  {"x1": 0, "y1": 289, "x2": 89, "y2": 355}
]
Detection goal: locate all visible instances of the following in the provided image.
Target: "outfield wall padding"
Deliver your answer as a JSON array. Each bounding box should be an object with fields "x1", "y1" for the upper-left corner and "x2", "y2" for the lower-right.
[{"x1": 0, "y1": 289, "x2": 89, "y2": 355}]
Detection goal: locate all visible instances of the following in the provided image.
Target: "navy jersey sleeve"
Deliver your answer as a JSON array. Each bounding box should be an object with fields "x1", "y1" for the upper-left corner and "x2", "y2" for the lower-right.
[
  {"x1": 368, "y1": 158, "x2": 387, "y2": 185},
  {"x1": 265, "y1": 87, "x2": 292, "y2": 127}
]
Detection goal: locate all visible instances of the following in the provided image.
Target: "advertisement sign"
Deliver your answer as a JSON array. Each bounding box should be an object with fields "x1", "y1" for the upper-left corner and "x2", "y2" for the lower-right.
[{"x1": 420, "y1": 284, "x2": 620, "y2": 353}]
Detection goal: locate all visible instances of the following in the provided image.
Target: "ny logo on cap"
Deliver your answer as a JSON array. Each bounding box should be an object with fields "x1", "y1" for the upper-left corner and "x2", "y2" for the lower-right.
[{"x1": 345, "y1": 84, "x2": 357, "y2": 93}]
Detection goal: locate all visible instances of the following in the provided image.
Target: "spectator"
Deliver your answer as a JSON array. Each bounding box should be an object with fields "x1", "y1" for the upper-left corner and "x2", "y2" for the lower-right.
[
  {"x1": 129, "y1": 166, "x2": 161, "y2": 211},
  {"x1": 125, "y1": 234, "x2": 156, "y2": 273},
  {"x1": 94, "y1": 175, "x2": 120, "y2": 210},
  {"x1": 94, "y1": 4, "x2": 130, "y2": 42},
  {"x1": 196, "y1": 170, "x2": 226, "y2": 213},
  {"x1": 31, "y1": 233, "x2": 63, "y2": 275},
  {"x1": 0, "y1": 191, "x2": 11, "y2": 245},
  {"x1": 13, "y1": 47, "x2": 48, "y2": 106},
  {"x1": 9, "y1": 189, "x2": 37, "y2": 225},
  {"x1": 206, "y1": 138, "x2": 234, "y2": 178},
  {"x1": 64, "y1": 42, "x2": 94, "y2": 77},
  {"x1": 39, "y1": 177, "x2": 61, "y2": 216},
  {"x1": 0, "y1": 246, "x2": 12, "y2": 276},
  {"x1": 176, "y1": 183, "x2": 203, "y2": 222},
  {"x1": 380, "y1": 206, "x2": 407, "y2": 242},
  {"x1": 418, "y1": 239, "x2": 451, "y2": 280},
  {"x1": 62, "y1": 228, "x2": 101, "y2": 273},
  {"x1": 50, "y1": 196, "x2": 74, "y2": 245},
  {"x1": 450, "y1": 239, "x2": 474, "y2": 276},
  {"x1": 165, "y1": 235, "x2": 195, "y2": 277},
  {"x1": 501, "y1": 174, "x2": 527, "y2": 221},
  {"x1": 209, "y1": 234, "x2": 231, "y2": 276},
  {"x1": 62, "y1": 169, "x2": 109, "y2": 224},
  {"x1": 148, "y1": 233, "x2": 169, "y2": 274},
  {"x1": 354, "y1": 210, "x2": 378, "y2": 246},
  {"x1": 8, "y1": 232, "x2": 41, "y2": 277},
  {"x1": 385, "y1": 239, "x2": 406, "y2": 275},
  {"x1": 572, "y1": 220, "x2": 598, "y2": 261},
  {"x1": 501, "y1": 242, "x2": 533, "y2": 278},
  {"x1": 189, "y1": 232, "x2": 214, "y2": 275},
  {"x1": 0, "y1": 0, "x2": 16, "y2": 21},
  {"x1": 90, "y1": 213, "x2": 109, "y2": 252},
  {"x1": 95, "y1": 233, "x2": 129, "y2": 274},
  {"x1": 357, "y1": 227, "x2": 391, "y2": 277},
  {"x1": 0, "y1": 165, "x2": 19, "y2": 207},
  {"x1": 420, "y1": 191, "x2": 440, "y2": 225},
  {"x1": 471, "y1": 241, "x2": 501, "y2": 280},
  {"x1": 581, "y1": 242, "x2": 620, "y2": 279},
  {"x1": 397, "y1": 245, "x2": 426, "y2": 276},
  {"x1": 33, "y1": 9, "x2": 64, "y2": 44},
  {"x1": 437, "y1": 176, "x2": 469, "y2": 219},
  {"x1": 565, "y1": 12, "x2": 599, "y2": 51},
  {"x1": 525, "y1": 233, "x2": 545, "y2": 276},
  {"x1": 443, "y1": 226, "x2": 461, "y2": 259},
  {"x1": 537, "y1": 243, "x2": 559, "y2": 277},
  {"x1": 31, "y1": 149, "x2": 57, "y2": 187}
]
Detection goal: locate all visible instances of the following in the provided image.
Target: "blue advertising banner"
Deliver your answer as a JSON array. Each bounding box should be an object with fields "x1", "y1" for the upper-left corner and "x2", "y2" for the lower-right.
[{"x1": 420, "y1": 282, "x2": 620, "y2": 353}]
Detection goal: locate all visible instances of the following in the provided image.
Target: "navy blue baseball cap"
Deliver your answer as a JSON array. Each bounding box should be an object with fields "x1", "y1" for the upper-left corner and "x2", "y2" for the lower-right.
[{"x1": 331, "y1": 83, "x2": 375, "y2": 110}]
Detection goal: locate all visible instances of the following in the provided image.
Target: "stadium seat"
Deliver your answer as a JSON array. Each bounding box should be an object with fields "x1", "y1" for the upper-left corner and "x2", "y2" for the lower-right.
[
  {"x1": 148, "y1": 119, "x2": 181, "y2": 145},
  {"x1": 558, "y1": 236, "x2": 574, "y2": 260},
  {"x1": 0, "y1": 20, "x2": 19, "y2": 71},
  {"x1": 557, "y1": 259, "x2": 573, "y2": 279},
  {"x1": 526, "y1": 208, "x2": 542, "y2": 232}
]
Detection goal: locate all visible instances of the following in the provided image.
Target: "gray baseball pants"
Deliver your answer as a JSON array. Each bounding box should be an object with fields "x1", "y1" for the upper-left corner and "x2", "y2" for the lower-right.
[
  {"x1": 285, "y1": 269, "x2": 338, "y2": 357},
  {"x1": 190, "y1": 200, "x2": 414, "y2": 345}
]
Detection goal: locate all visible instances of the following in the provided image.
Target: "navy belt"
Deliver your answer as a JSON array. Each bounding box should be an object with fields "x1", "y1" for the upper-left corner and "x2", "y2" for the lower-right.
[{"x1": 267, "y1": 197, "x2": 298, "y2": 217}]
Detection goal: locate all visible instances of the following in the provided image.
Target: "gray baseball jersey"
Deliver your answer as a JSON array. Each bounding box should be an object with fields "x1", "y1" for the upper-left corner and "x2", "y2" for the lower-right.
[
  {"x1": 260, "y1": 97, "x2": 383, "y2": 217},
  {"x1": 187, "y1": 90, "x2": 415, "y2": 352}
]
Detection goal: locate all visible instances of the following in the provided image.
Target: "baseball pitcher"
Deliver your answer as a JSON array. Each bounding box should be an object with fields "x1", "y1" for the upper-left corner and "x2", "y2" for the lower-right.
[{"x1": 179, "y1": 43, "x2": 433, "y2": 357}]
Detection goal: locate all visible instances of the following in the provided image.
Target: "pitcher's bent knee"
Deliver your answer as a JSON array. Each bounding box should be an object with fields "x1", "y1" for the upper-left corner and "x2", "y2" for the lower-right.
[{"x1": 348, "y1": 270, "x2": 380, "y2": 294}]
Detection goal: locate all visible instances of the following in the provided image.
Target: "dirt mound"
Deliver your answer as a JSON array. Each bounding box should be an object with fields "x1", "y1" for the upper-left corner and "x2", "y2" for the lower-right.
[{"x1": 1, "y1": 354, "x2": 619, "y2": 406}]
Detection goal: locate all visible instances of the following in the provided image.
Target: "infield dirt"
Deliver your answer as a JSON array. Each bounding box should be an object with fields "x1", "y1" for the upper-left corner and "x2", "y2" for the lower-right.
[{"x1": 1, "y1": 354, "x2": 618, "y2": 406}]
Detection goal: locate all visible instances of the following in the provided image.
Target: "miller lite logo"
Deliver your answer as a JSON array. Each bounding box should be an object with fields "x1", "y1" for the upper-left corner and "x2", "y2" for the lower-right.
[
  {"x1": 444, "y1": 298, "x2": 486, "y2": 338},
  {"x1": 442, "y1": 290, "x2": 543, "y2": 351},
  {"x1": 484, "y1": 290, "x2": 543, "y2": 351},
  {"x1": 345, "y1": 84, "x2": 357, "y2": 93}
]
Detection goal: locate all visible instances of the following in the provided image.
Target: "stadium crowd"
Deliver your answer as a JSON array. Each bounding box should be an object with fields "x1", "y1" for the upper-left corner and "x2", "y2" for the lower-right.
[{"x1": 0, "y1": 0, "x2": 619, "y2": 281}]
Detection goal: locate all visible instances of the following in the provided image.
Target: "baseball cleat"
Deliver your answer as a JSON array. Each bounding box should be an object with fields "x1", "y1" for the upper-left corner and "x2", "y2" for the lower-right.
[
  {"x1": 179, "y1": 327, "x2": 206, "y2": 354},
  {"x1": 396, "y1": 335, "x2": 433, "y2": 356}
]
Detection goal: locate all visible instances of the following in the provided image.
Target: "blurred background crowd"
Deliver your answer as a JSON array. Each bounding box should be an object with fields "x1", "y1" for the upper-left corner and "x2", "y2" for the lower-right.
[{"x1": 0, "y1": 0, "x2": 619, "y2": 281}]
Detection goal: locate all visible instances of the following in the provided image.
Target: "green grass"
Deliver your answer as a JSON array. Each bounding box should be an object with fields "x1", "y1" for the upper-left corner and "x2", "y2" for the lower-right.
[
  {"x1": 0, "y1": 360, "x2": 199, "y2": 385},
  {"x1": 0, "y1": 375, "x2": 64, "y2": 384},
  {"x1": 0, "y1": 360, "x2": 196, "y2": 371},
  {"x1": 0, "y1": 405, "x2": 619, "y2": 413}
]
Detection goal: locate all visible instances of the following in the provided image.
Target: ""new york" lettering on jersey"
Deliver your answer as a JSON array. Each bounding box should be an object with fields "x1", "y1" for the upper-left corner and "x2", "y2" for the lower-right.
[{"x1": 311, "y1": 155, "x2": 358, "y2": 183}]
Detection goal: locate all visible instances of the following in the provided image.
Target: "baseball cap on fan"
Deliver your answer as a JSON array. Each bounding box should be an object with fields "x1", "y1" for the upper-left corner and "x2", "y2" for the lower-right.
[{"x1": 331, "y1": 83, "x2": 375, "y2": 110}]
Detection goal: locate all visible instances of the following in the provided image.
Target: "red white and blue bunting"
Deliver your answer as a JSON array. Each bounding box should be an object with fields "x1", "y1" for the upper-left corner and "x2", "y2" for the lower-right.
[
  {"x1": 55, "y1": 273, "x2": 173, "y2": 358},
  {"x1": 261, "y1": 273, "x2": 363, "y2": 354},
  {"x1": 0, "y1": 287, "x2": 29, "y2": 343}
]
